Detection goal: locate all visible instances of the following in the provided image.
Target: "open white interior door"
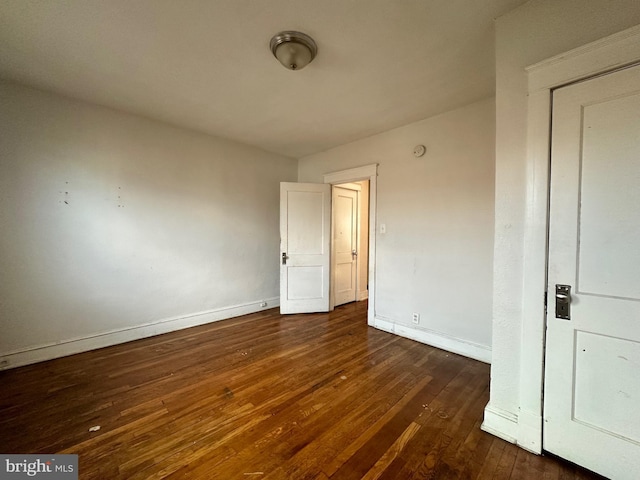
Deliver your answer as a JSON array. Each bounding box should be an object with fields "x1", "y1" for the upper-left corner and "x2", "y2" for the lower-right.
[
  {"x1": 280, "y1": 182, "x2": 331, "y2": 314},
  {"x1": 544, "y1": 64, "x2": 640, "y2": 479},
  {"x1": 333, "y1": 185, "x2": 358, "y2": 307}
]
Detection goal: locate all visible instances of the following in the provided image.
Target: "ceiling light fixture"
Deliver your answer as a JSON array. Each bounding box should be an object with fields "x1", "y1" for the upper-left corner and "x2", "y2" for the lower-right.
[{"x1": 270, "y1": 31, "x2": 317, "y2": 71}]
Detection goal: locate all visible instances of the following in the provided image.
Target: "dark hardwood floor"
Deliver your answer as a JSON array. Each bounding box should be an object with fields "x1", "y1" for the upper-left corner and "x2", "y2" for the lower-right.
[{"x1": 0, "y1": 302, "x2": 603, "y2": 479}]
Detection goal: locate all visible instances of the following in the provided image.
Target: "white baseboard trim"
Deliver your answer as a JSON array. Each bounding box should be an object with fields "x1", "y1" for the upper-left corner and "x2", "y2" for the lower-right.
[
  {"x1": 0, "y1": 297, "x2": 279, "y2": 371},
  {"x1": 516, "y1": 408, "x2": 543, "y2": 454},
  {"x1": 356, "y1": 290, "x2": 369, "y2": 301},
  {"x1": 373, "y1": 316, "x2": 492, "y2": 364},
  {"x1": 482, "y1": 403, "x2": 519, "y2": 444}
]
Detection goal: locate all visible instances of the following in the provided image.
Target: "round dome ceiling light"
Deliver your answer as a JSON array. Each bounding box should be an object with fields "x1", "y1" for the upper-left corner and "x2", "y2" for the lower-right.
[{"x1": 270, "y1": 31, "x2": 317, "y2": 71}]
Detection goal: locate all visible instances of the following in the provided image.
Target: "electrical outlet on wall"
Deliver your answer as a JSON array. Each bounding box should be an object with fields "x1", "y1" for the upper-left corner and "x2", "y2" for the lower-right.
[{"x1": 412, "y1": 313, "x2": 420, "y2": 324}]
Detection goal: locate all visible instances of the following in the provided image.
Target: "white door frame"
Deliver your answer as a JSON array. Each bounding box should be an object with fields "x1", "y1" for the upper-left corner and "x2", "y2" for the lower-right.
[
  {"x1": 324, "y1": 164, "x2": 378, "y2": 326},
  {"x1": 516, "y1": 25, "x2": 640, "y2": 453}
]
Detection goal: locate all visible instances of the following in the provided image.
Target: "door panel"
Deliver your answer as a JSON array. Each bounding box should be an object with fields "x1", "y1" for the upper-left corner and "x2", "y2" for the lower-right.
[
  {"x1": 577, "y1": 95, "x2": 640, "y2": 298},
  {"x1": 544, "y1": 64, "x2": 640, "y2": 480},
  {"x1": 286, "y1": 266, "x2": 324, "y2": 300},
  {"x1": 287, "y1": 191, "x2": 325, "y2": 255},
  {"x1": 280, "y1": 183, "x2": 331, "y2": 314},
  {"x1": 573, "y1": 331, "x2": 640, "y2": 444}
]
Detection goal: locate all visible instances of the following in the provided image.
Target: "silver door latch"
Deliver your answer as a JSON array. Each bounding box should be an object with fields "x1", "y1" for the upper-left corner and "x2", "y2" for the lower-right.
[{"x1": 555, "y1": 284, "x2": 571, "y2": 320}]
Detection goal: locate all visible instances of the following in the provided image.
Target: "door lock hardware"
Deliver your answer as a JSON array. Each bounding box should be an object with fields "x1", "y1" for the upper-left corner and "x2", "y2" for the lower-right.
[
  {"x1": 555, "y1": 284, "x2": 571, "y2": 320},
  {"x1": 282, "y1": 252, "x2": 289, "y2": 265}
]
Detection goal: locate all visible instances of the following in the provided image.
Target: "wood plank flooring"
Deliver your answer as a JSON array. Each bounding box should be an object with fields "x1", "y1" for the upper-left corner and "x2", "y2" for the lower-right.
[{"x1": 0, "y1": 301, "x2": 604, "y2": 479}]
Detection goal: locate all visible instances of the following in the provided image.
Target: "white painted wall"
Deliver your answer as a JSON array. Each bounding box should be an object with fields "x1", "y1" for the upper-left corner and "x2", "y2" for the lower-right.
[
  {"x1": 0, "y1": 80, "x2": 297, "y2": 368},
  {"x1": 486, "y1": 0, "x2": 640, "y2": 449},
  {"x1": 299, "y1": 98, "x2": 495, "y2": 361}
]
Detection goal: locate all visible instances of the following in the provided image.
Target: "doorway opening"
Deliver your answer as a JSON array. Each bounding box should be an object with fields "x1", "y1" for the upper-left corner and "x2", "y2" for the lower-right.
[
  {"x1": 332, "y1": 181, "x2": 370, "y2": 307},
  {"x1": 323, "y1": 164, "x2": 378, "y2": 326}
]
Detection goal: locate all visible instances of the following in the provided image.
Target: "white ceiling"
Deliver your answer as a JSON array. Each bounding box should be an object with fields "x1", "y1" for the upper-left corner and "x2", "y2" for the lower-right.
[{"x1": 0, "y1": 0, "x2": 528, "y2": 158}]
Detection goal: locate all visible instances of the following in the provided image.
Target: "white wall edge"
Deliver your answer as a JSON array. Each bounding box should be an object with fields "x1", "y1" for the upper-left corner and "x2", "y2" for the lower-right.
[
  {"x1": 0, "y1": 297, "x2": 279, "y2": 371},
  {"x1": 482, "y1": 403, "x2": 519, "y2": 444},
  {"x1": 373, "y1": 316, "x2": 492, "y2": 364}
]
